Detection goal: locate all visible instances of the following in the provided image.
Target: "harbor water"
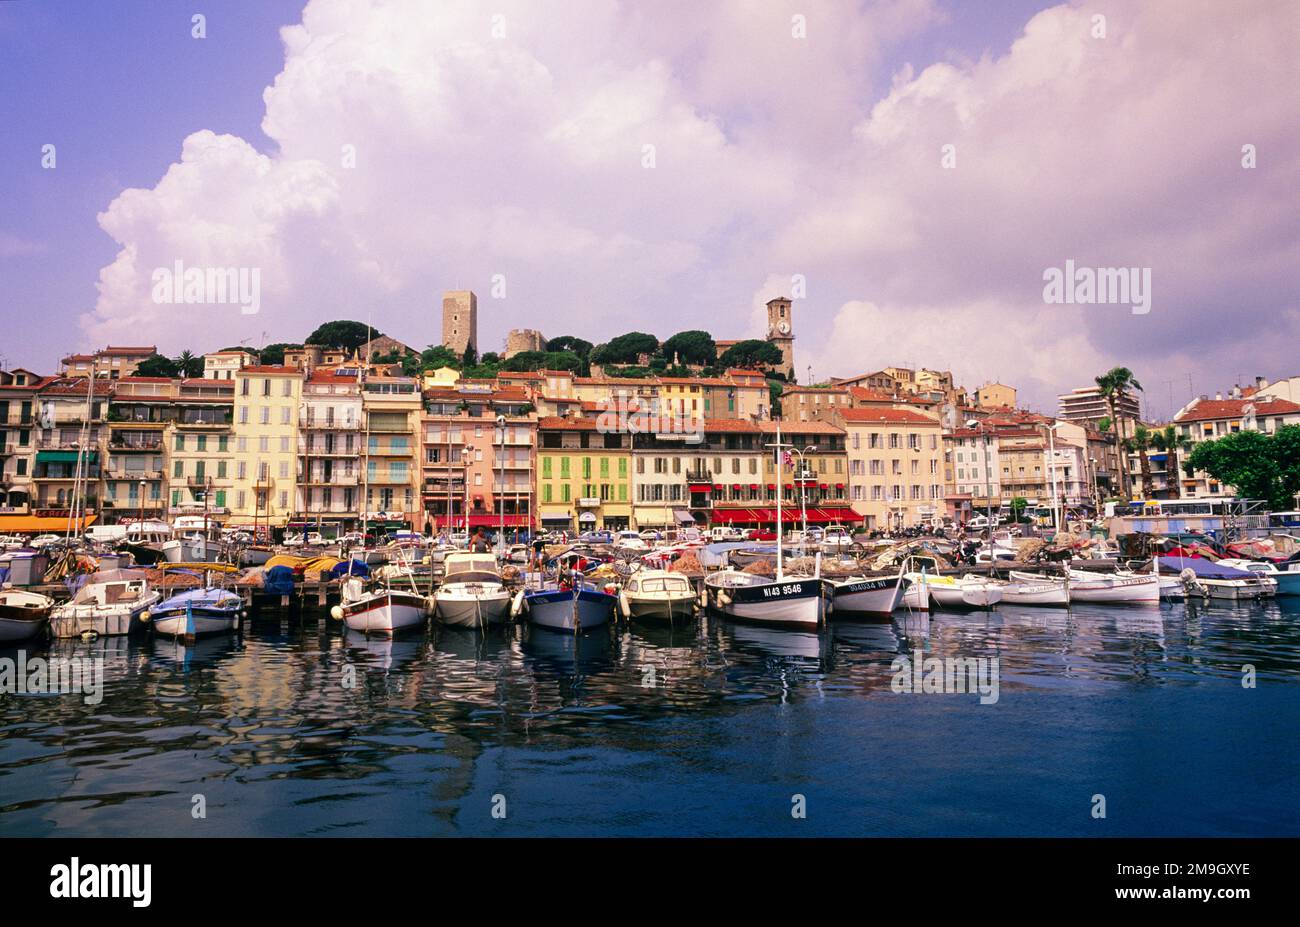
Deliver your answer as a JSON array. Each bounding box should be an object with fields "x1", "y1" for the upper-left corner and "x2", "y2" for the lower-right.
[{"x1": 2, "y1": 598, "x2": 1299, "y2": 837}]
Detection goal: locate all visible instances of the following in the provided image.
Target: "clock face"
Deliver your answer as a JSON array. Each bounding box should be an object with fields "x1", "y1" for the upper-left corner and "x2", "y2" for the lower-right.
[{"x1": 778, "y1": 321, "x2": 790, "y2": 334}]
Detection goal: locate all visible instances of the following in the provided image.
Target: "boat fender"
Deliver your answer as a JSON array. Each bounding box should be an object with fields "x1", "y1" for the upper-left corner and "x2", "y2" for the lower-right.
[
  {"x1": 717, "y1": 592, "x2": 731, "y2": 607},
  {"x1": 510, "y1": 589, "x2": 526, "y2": 619},
  {"x1": 138, "y1": 610, "x2": 151, "y2": 623},
  {"x1": 330, "y1": 605, "x2": 344, "y2": 620},
  {"x1": 618, "y1": 590, "x2": 631, "y2": 619}
]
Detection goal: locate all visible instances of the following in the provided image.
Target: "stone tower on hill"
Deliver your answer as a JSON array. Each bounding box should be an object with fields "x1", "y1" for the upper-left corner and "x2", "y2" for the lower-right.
[
  {"x1": 765, "y1": 296, "x2": 795, "y2": 381},
  {"x1": 442, "y1": 290, "x2": 478, "y2": 357}
]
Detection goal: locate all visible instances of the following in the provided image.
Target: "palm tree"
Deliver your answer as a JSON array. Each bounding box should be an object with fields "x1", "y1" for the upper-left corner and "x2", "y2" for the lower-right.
[
  {"x1": 1095, "y1": 367, "x2": 1143, "y2": 498},
  {"x1": 1127, "y1": 424, "x2": 1153, "y2": 499},
  {"x1": 174, "y1": 350, "x2": 202, "y2": 378},
  {"x1": 1150, "y1": 425, "x2": 1189, "y2": 499}
]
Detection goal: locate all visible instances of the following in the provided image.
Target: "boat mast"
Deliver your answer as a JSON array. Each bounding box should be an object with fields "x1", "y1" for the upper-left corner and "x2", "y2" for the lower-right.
[
  {"x1": 767, "y1": 419, "x2": 788, "y2": 581},
  {"x1": 66, "y1": 359, "x2": 97, "y2": 543}
]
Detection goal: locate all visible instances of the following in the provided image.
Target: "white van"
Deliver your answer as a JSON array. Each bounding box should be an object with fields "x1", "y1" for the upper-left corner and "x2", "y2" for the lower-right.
[{"x1": 85, "y1": 524, "x2": 128, "y2": 544}]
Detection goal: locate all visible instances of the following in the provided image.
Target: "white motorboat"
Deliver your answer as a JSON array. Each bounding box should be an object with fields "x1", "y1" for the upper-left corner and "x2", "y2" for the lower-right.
[
  {"x1": 1003, "y1": 571, "x2": 1070, "y2": 607},
  {"x1": 1217, "y1": 558, "x2": 1300, "y2": 596},
  {"x1": 826, "y1": 573, "x2": 903, "y2": 618},
  {"x1": 0, "y1": 589, "x2": 54, "y2": 641},
  {"x1": 927, "y1": 574, "x2": 1003, "y2": 610},
  {"x1": 148, "y1": 588, "x2": 243, "y2": 637},
  {"x1": 820, "y1": 525, "x2": 855, "y2": 555},
  {"x1": 333, "y1": 574, "x2": 429, "y2": 634},
  {"x1": 434, "y1": 552, "x2": 511, "y2": 628},
  {"x1": 1155, "y1": 557, "x2": 1276, "y2": 600},
  {"x1": 619, "y1": 570, "x2": 698, "y2": 624},
  {"x1": 1067, "y1": 569, "x2": 1160, "y2": 604},
  {"x1": 50, "y1": 569, "x2": 161, "y2": 638}
]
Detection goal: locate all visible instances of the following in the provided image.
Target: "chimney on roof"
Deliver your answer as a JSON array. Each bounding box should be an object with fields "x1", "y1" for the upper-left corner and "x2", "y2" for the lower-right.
[
  {"x1": 1215, "y1": 392, "x2": 1222, "y2": 401},
  {"x1": 1256, "y1": 375, "x2": 1266, "y2": 389},
  {"x1": 1231, "y1": 385, "x2": 1241, "y2": 399}
]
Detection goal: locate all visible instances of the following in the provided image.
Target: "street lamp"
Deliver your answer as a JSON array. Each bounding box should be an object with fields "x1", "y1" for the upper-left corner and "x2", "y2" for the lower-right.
[
  {"x1": 462, "y1": 444, "x2": 475, "y2": 544},
  {"x1": 496, "y1": 413, "x2": 506, "y2": 559},
  {"x1": 788, "y1": 444, "x2": 817, "y2": 543},
  {"x1": 965, "y1": 420, "x2": 994, "y2": 536},
  {"x1": 138, "y1": 479, "x2": 146, "y2": 525},
  {"x1": 1047, "y1": 423, "x2": 1062, "y2": 535}
]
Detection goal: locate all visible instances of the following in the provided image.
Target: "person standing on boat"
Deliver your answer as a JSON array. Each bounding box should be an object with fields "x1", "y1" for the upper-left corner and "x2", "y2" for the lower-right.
[
  {"x1": 470, "y1": 528, "x2": 490, "y2": 553},
  {"x1": 530, "y1": 534, "x2": 546, "y2": 571}
]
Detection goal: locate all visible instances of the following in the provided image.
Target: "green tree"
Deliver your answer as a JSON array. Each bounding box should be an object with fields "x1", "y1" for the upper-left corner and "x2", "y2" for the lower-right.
[
  {"x1": 660, "y1": 330, "x2": 716, "y2": 366},
  {"x1": 546, "y1": 336, "x2": 593, "y2": 359},
  {"x1": 306, "y1": 320, "x2": 376, "y2": 353},
  {"x1": 1183, "y1": 425, "x2": 1300, "y2": 509},
  {"x1": 134, "y1": 353, "x2": 180, "y2": 378},
  {"x1": 1094, "y1": 366, "x2": 1143, "y2": 498},
  {"x1": 172, "y1": 350, "x2": 203, "y2": 378},
  {"x1": 1010, "y1": 497, "x2": 1029, "y2": 522},
  {"x1": 720, "y1": 339, "x2": 782, "y2": 369},
  {"x1": 258, "y1": 343, "x2": 297, "y2": 366},
  {"x1": 590, "y1": 332, "x2": 659, "y2": 365}
]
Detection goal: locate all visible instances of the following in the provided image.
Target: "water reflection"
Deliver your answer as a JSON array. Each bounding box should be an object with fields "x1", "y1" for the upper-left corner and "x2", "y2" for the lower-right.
[{"x1": 1, "y1": 596, "x2": 1298, "y2": 835}]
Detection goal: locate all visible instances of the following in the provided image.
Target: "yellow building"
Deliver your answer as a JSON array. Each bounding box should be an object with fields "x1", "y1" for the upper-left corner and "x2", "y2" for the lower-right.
[
  {"x1": 231, "y1": 366, "x2": 303, "y2": 530},
  {"x1": 975, "y1": 382, "x2": 1017, "y2": 409},
  {"x1": 537, "y1": 416, "x2": 632, "y2": 532},
  {"x1": 360, "y1": 375, "x2": 423, "y2": 532},
  {"x1": 837, "y1": 407, "x2": 944, "y2": 529}
]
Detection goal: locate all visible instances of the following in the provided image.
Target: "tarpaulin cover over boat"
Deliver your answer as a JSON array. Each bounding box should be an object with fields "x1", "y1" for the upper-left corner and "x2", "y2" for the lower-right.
[
  {"x1": 263, "y1": 565, "x2": 296, "y2": 596},
  {"x1": 1156, "y1": 556, "x2": 1257, "y2": 579}
]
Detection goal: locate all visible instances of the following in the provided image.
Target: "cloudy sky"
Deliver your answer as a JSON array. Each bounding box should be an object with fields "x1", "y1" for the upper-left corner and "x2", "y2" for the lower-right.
[{"x1": 2, "y1": 0, "x2": 1296, "y2": 418}]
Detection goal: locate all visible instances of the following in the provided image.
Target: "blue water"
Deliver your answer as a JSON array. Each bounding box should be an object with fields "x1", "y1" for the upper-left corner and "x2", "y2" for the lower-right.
[{"x1": 1, "y1": 599, "x2": 1298, "y2": 836}]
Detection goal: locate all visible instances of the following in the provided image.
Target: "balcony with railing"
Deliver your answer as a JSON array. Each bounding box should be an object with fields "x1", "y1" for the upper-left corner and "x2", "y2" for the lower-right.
[
  {"x1": 105, "y1": 469, "x2": 164, "y2": 481},
  {"x1": 107, "y1": 435, "x2": 164, "y2": 452},
  {"x1": 297, "y1": 471, "x2": 359, "y2": 487},
  {"x1": 300, "y1": 416, "x2": 360, "y2": 430}
]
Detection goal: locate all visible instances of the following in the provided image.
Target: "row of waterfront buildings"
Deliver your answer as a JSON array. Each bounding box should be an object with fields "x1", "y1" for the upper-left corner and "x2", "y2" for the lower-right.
[{"x1": 2, "y1": 336, "x2": 1298, "y2": 536}]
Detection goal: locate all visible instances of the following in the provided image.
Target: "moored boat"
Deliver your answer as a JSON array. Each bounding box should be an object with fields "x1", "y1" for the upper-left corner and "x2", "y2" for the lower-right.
[
  {"x1": 619, "y1": 570, "x2": 698, "y2": 624},
  {"x1": 50, "y1": 569, "x2": 161, "y2": 638},
  {"x1": 927, "y1": 574, "x2": 1003, "y2": 610},
  {"x1": 1067, "y1": 569, "x2": 1160, "y2": 604},
  {"x1": 333, "y1": 575, "x2": 429, "y2": 634},
  {"x1": 1215, "y1": 558, "x2": 1299, "y2": 596},
  {"x1": 1003, "y1": 571, "x2": 1070, "y2": 607},
  {"x1": 149, "y1": 588, "x2": 243, "y2": 637},
  {"x1": 0, "y1": 589, "x2": 55, "y2": 641},
  {"x1": 703, "y1": 569, "x2": 823, "y2": 627},
  {"x1": 826, "y1": 573, "x2": 903, "y2": 618},
  {"x1": 519, "y1": 575, "x2": 617, "y2": 632},
  {"x1": 434, "y1": 552, "x2": 511, "y2": 628}
]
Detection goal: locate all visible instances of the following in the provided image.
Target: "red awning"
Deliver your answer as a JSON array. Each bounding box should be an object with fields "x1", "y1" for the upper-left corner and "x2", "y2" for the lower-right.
[
  {"x1": 711, "y1": 508, "x2": 753, "y2": 524},
  {"x1": 467, "y1": 513, "x2": 533, "y2": 527}
]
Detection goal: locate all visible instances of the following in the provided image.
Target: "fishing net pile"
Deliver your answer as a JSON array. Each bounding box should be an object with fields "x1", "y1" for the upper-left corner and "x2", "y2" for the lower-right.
[
  {"x1": 668, "y1": 552, "x2": 702, "y2": 574},
  {"x1": 742, "y1": 559, "x2": 774, "y2": 575}
]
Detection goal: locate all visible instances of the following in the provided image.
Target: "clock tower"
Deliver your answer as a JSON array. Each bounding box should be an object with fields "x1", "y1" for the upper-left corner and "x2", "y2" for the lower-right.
[{"x1": 765, "y1": 296, "x2": 795, "y2": 381}]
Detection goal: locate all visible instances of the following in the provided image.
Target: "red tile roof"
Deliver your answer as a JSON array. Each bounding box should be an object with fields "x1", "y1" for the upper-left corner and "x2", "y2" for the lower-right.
[
  {"x1": 239, "y1": 365, "x2": 302, "y2": 375},
  {"x1": 1175, "y1": 398, "x2": 1300, "y2": 423},
  {"x1": 838, "y1": 408, "x2": 939, "y2": 425}
]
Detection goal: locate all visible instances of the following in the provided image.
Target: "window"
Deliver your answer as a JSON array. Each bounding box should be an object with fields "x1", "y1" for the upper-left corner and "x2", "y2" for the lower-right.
[{"x1": 174, "y1": 434, "x2": 185, "y2": 451}]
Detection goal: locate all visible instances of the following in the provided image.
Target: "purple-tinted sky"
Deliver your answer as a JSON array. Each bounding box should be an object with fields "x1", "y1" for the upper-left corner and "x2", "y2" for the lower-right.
[{"x1": 2, "y1": 0, "x2": 1297, "y2": 419}]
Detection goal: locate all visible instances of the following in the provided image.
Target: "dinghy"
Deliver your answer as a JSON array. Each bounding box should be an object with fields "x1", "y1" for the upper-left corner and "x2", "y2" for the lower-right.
[{"x1": 333, "y1": 574, "x2": 430, "y2": 634}]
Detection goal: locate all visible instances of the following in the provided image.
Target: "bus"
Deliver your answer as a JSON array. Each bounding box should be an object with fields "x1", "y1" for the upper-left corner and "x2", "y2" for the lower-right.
[{"x1": 1267, "y1": 511, "x2": 1300, "y2": 530}]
